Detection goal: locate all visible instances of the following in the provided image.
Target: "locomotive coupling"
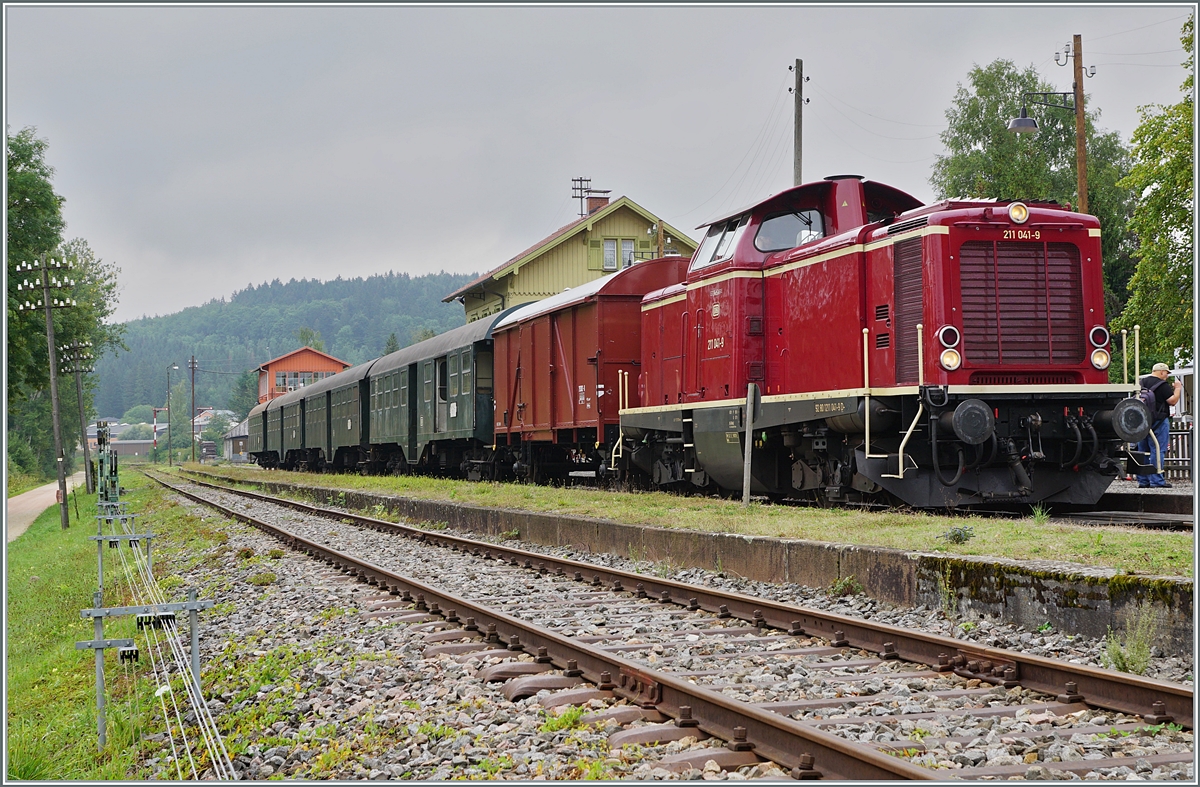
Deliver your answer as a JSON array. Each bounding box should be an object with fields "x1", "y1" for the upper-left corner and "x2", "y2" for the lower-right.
[
  {"x1": 1093, "y1": 398, "x2": 1153, "y2": 443},
  {"x1": 936, "y1": 399, "x2": 995, "y2": 445}
]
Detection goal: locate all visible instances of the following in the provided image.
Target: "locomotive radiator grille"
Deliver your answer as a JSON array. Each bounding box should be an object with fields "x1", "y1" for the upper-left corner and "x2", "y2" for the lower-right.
[
  {"x1": 959, "y1": 241, "x2": 1084, "y2": 365},
  {"x1": 893, "y1": 238, "x2": 923, "y2": 384}
]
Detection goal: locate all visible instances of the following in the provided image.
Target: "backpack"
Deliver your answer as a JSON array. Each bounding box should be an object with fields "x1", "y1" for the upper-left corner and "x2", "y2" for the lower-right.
[{"x1": 1138, "y1": 378, "x2": 1166, "y2": 413}]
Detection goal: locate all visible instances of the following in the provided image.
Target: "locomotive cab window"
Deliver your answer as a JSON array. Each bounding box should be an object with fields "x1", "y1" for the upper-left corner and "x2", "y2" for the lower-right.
[
  {"x1": 690, "y1": 215, "x2": 750, "y2": 273},
  {"x1": 754, "y1": 209, "x2": 825, "y2": 252}
]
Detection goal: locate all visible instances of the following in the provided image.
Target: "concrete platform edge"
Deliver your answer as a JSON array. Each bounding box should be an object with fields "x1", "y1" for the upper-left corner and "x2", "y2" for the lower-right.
[{"x1": 215, "y1": 475, "x2": 1195, "y2": 654}]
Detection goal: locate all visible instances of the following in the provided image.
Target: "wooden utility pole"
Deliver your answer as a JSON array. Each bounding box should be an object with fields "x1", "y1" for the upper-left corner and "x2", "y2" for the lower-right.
[
  {"x1": 15, "y1": 254, "x2": 76, "y2": 529},
  {"x1": 1072, "y1": 34, "x2": 1088, "y2": 215},
  {"x1": 793, "y1": 58, "x2": 804, "y2": 186},
  {"x1": 189, "y1": 355, "x2": 198, "y2": 463}
]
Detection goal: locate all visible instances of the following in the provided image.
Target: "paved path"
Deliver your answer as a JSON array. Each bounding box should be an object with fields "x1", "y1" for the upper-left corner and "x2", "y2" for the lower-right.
[{"x1": 6, "y1": 472, "x2": 87, "y2": 543}]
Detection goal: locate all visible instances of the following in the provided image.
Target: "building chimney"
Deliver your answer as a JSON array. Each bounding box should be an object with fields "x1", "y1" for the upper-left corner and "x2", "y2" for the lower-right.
[{"x1": 587, "y1": 194, "x2": 610, "y2": 215}]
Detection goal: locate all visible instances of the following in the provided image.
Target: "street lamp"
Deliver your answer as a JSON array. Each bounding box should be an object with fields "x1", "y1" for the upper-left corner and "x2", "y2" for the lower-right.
[
  {"x1": 1007, "y1": 34, "x2": 1096, "y2": 215},
  {"x1": 166, "y1": 363, "x2": 179, "y2": 466}
]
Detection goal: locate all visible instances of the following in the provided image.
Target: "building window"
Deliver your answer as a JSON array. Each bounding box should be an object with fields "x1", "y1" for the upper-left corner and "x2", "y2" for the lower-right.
[
  {"x1": 603, "y1": 239, "x2": 618, "y2": 271},
  {"x1": 622, "y1": 239, "x2": 635, "y2": 268}
]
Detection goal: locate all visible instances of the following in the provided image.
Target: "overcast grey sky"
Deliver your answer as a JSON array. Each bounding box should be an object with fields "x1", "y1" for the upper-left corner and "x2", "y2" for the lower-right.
[{"x1": 6, "y1": 3, "x2": 1193, "y2": 323}]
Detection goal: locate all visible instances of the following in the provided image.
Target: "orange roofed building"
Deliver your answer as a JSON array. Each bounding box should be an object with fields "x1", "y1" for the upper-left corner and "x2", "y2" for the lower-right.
[{"x1": 257, "y1": 347, "x2": 351, "y2": 403}]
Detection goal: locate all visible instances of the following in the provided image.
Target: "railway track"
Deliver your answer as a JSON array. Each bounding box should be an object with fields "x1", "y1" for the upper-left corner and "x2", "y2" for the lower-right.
[{"x1": 147, "y1": 470, "x2": 1194, "y2": 780}]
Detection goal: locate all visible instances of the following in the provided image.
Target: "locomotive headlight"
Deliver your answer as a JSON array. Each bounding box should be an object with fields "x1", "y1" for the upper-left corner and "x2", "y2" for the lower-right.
[
  {"x1": 1089, "y1": 325, "x2": 1110, "y2": 347},
  {"x1": 1008, "y1": 202, "x2": 1030, "y2": 224},
  {"x1": 1091, "y1": 348, "x2": 1111, "y2": 370},
  {"x1": 940, "y1": 348, "x2": 962, "y2": 371},
  {"x1": 937, "y1": 325, "x2": 961, "y2": 348}
]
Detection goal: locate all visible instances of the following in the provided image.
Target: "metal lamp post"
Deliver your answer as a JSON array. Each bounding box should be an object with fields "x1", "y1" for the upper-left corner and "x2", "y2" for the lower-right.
[
  {"x1": 59, "y1": 340, "x2": 96, "y2": 494},
  {"x1": 15, "y1": 253, "x2": 78, "y2": 529},
  {"x1": 166, "y1": 363, "x2": 179, "y2": 465},
  {"x1": 1007, "y1": 35, "x2": 1096, "y2": 214}
]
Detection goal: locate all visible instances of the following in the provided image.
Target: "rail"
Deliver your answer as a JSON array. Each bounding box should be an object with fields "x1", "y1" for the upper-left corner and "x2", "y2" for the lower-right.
[{"x1": 156, "y1": 469, "x2": 1193, "y2": 731}]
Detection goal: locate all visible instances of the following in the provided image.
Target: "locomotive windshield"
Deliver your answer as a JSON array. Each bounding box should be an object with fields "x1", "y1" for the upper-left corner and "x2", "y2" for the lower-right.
[
  {"x1": 754, "y1": 209, "x2": 825, "y2": 252},
  {"x1": 690, "y1": 215, "x2": 750, "y2": 272}
]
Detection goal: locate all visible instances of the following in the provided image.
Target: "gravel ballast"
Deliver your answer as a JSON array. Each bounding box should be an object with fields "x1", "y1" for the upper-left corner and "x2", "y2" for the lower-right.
[{"x1": 142, "y1": 479, "x2": 1193, "y2": 780}]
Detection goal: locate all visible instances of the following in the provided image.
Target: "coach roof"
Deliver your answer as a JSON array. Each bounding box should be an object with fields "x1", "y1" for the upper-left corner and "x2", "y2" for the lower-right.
[{"x1": 370, "y1": 309, "x2": 514, "y2": 377}]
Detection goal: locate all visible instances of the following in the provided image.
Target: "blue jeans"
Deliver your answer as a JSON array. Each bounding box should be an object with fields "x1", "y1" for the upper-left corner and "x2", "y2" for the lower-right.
[{"x1": 1135, "y1": 418, "x2": 1171, "y2": 487}]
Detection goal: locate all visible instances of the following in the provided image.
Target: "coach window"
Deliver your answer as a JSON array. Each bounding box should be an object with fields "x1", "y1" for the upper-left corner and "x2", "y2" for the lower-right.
[
  {"x1": 449, "y1": 354, "x2": 459, "y2": 397},
  {"x1": 689, "y1": 215, "x2": 749, "y2": 273},
  {"x1": 423, "y1": 361, "x2": 433, "y2": 403},
  {"x1": 754, "y1": 209, "x2": 825, "y2": 252},
  {"x1": 437, "y1": 359, "x2": 448, "y2": 403},
  {"x1": 475, "y1": 350, "x2": 493, "y2": 394},
  {"x1": 460, "y1": 350, "x2": 472, "y2": 394}
]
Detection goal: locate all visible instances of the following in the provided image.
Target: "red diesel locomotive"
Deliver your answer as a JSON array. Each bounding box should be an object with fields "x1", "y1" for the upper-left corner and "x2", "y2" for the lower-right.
[
  {"x1": 619, "y1": 175, "x2": 1151, "y2": 507},
  {"x1": 250, "y1": 174, "x2": 1152, "y2": 509}
]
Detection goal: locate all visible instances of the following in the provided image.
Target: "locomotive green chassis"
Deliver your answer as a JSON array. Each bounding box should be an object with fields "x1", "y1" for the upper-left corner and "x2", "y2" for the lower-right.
[{"x1": 618, "y1": 387, "x2": 1143, "y2": 508}]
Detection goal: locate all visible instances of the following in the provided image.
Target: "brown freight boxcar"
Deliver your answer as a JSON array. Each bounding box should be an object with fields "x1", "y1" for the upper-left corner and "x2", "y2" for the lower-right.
[{"x1": 492, "y1": 257, "x2": 686, "y2": 482}]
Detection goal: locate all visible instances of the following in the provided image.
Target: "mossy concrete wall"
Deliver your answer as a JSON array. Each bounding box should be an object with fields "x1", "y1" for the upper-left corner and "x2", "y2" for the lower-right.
[{"x1": 225, "y1": 476, "x2": 1194, "y2": 655}]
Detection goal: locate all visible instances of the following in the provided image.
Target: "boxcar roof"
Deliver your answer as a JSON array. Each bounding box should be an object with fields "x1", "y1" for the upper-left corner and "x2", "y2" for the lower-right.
[
  {"x1": 370, "y1": 310, "x2": 513, "y2": 377},
  {"x1": 495, "y1": 257, "x2": 686, "y2": 331}
]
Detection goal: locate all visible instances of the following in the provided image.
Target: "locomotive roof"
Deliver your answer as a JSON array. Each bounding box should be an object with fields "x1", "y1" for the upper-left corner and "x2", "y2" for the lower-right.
[
  {"x1": 696, "y1": 176, "x2": 922, "y2": 229},
  {"x1": 370, "y1": 308, "x2": 516, "y2": 377}
]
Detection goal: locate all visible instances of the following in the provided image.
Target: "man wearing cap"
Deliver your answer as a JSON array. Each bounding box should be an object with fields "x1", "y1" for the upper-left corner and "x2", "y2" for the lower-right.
[{"x1": 1135, "y1": 363, "x2": 1183, "y2": 488}]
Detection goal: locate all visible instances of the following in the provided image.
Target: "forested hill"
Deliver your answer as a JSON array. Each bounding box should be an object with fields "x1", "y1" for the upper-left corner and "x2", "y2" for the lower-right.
[{"x1": 95, "y1": 271, "x2": 476, "y2": 419}]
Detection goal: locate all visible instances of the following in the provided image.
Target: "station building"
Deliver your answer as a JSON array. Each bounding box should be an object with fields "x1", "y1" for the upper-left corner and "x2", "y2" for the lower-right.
[
  {"x1": 257, "y1": 347, "x2": 350, "y2": 403},
  {"x1": 443, "y1": 191, "x2": 696, "y2": 323}
]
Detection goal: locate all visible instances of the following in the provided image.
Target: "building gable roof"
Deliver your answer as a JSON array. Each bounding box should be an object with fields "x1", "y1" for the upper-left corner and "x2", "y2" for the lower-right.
[
  {"x1": 443, "y1": 196, "x2": 694, "y2": 303},
  {"x1": 257, "y1": 346, "x2": 350, "y2": 371}
]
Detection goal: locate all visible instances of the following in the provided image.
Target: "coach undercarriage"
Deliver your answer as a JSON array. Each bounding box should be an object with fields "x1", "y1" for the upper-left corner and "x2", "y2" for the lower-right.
[{"x1": 619, "y1": 386, "x2": 1152, "y2": 509}]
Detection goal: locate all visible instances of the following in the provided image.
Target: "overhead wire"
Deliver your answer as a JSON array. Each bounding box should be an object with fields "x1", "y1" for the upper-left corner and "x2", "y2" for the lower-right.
[
  {"x1": 675, "y1": 70, "x2": 792, "y2": 222},
  {"x1": 118, "y1": 518, "x2": 233, "y2": 778},
  {"x1": 107, "y1": 528, "x2": 195, "y2": 778},
  {"x1": 110, "y1": 512, "x2": 233, "y2": 778},
  {"x1": 1085, "y1": 14, "x2": 1191, "y2": 42},
  {"x1": 718, "y1": 84, "x2": 793, "y2": 214},
  {"x1": 116, "y1": 534, "x2": 207, "y2": 779}
]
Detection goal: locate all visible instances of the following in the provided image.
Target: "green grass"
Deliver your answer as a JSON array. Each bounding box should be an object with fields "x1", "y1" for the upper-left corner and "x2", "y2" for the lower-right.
[
  {"x1": 5, "y1": 487, "x2": 149, "y2": 779},
  {"x1": 185, "y1": 464, "x2": 1193, "y2": 578},
  {"x1": 6, "y1": 469, "x2": 48, "y2": 498},
  {"x1": 6, "y1": 469, "x2": 244, "y2": 779}
]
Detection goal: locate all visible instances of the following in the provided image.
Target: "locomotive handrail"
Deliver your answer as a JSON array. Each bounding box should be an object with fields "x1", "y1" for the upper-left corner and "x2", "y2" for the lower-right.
[
  {"x1": 863, "y1": 328, "x2": 887, "y2": 459},
  {"x1": 881, "y1": 402, "x2": 924, "y2": 480},
  {"x1": 916, "y1": 323, "x2": 924, "y2": 387},
  {"x1": 1122, "y1": 329, "x2": 1129, "y2": 384}
]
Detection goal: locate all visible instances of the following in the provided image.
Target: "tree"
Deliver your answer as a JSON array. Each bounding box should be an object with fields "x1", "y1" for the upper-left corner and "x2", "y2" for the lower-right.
[
  {"x1": 226, "y1": 369, "x2": 260, "y2": 421},
  {"x1": 122, "y1": 404, "x2": 155, "y2": 424},
  {"x1": 1114, "y1": 14, "x2": 1194, "y2": 364},
  {"x1": 930, "y1": 60, "x2": 1134, "y2": 312},
  {"x1": 118, "y1": 423, "x2": 155, "y2": 440},
  {"x1": 200, "y1": 414, "x2": 232, "y2": 449},
  {"x1": 295, "y1": 326, "x2": 324, "y2": 351},
  {"x1": 7, "y1": 127, "x2": 66, "y2": 402},
  {"x1": 410, "y1": 326, "x2": 438, "y2": 345},
  {"x1": 384, "y1": 332, "x2": 400, "y2": 355}
]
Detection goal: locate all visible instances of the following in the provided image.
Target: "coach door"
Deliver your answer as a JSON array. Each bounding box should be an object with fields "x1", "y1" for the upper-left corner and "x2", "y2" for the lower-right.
[{"x1": 435, "y1": 357, "x2": 449, "y2": 433}]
